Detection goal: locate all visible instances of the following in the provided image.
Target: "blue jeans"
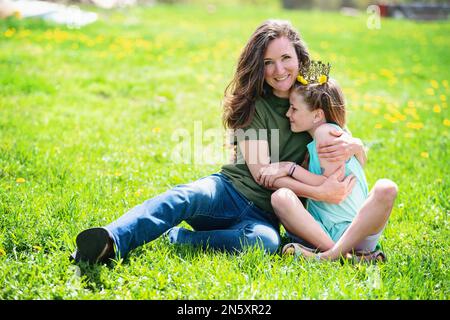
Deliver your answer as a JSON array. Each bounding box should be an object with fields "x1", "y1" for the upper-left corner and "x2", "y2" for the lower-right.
[{"x1": 105, "y1": 173, "x2": 281, "y2": 259}]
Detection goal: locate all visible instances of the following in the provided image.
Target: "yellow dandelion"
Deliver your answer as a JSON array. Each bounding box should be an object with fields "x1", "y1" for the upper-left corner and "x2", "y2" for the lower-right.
[
  {"x1": 420, "y1": 152, "x2": 429, "y2": 158},
  {"x1": 380, "y1": 69, "x2": 393, "y2": 78},
  {"x1": 318, "y1": 75, "x2": 328, "y2": 85},
  {"x1": 4, "y1": 28, "x2": 15, "y2": 38},
  {"x1": 16, "y1": 178, "x2": 26, "y2": 183},
  {"x1": 297, "y1": 75, "x2": 308, "y2": 85},
  {"x1": 440, "y1": 95, "x2": 446, "y2": 102},
  {"x1": 444, "y1": 119, "x2": 450, "y2": 126},
  {"x1": 430, "y1": 80, "x2": 439, "y2": 89},
  {"x1": 406, "y1": 122, "x2": 424, "y2": 130},
  {"x1": 433, "y1": 105, "x2": 441, "y2": 113},
  {"x1": 374, "y1": 123, "x2": 383, "y2": 129},
  {"x1": 384, "y1": 114, "x2": 398, "y2": 123},
  {"x1": 443, "y1": 80, "x2": 448, "y2": 88},
  {"x1": 391, "y1": 109, "x2": 406, "y2": 121},
  {"x1": 152, "y1": 127, "x2": 161, "y2": 133},
  {"x1": 114, "y1": 172, "x2": 122, "y2": 177},
  {"x1": 426, "y1": 88, "x2": 435, "y2": 96}
]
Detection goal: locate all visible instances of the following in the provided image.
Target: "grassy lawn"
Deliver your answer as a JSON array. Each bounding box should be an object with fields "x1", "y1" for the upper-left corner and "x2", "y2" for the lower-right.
[{"x1": 0, "y1": 2, "x2": 448, "y2": 299}]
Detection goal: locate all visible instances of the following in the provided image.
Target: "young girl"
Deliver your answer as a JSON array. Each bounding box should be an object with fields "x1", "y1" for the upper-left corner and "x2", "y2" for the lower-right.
[{"x1": 257, "y1": 62, "x2": 398, "y2": 261}]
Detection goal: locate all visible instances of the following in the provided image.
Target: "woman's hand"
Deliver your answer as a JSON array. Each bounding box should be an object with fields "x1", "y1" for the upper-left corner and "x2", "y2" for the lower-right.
[
  {"x1": 317, "y1": 130, "x2": 364, "y2": 163},
  {"x1": 257, "y1": 162, "x2": 293, "y2": 189},
  {"x1": 318, "y1": 165, "x2": 356, "y2": 204}
]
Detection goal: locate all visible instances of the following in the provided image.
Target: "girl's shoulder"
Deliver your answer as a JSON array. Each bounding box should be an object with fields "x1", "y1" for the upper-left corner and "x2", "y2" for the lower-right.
[{"x1": 314, "y1": 123, "x2": 343, "y2": 138}]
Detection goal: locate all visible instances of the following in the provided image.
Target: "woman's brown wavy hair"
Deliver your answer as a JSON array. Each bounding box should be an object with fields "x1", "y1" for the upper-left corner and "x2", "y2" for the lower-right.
[{"x1": 222, "y1": 20, "x2": 310, "y2": 129}]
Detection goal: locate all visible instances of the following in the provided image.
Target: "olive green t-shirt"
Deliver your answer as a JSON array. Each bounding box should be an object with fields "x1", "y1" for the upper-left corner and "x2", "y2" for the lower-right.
[{"x1": 220, "y1": 91, "x2": 312, "y2": 213}]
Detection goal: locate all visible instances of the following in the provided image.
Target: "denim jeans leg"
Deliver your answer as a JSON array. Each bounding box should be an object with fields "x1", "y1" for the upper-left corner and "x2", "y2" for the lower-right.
[
  {"x1": 171, "y1": 220, "x2": 281, "y2": 254},
  {"x1": 104, "y1": 174, "x2": 244, "y2": 259},
  {"x1": 171, "y1": 186, "x2": 281, "y2": 254}
]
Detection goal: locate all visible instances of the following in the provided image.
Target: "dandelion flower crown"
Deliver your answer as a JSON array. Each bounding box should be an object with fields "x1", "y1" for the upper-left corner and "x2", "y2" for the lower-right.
[{"x1": 297, "y1": 60, "x2": 331, "y2": 85}]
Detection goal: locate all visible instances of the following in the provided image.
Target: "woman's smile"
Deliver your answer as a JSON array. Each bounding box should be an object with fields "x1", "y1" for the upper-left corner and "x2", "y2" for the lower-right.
[{"x1": 263, "y1": 37, "x2": 299, "y2": 98}]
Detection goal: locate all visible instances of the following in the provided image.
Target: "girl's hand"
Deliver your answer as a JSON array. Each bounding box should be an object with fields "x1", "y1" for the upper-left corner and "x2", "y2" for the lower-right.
[
  {"x1": 257, "y1": 162, "x2": 293, "y2": 189},
  {"x1": 317, "y1": 130, "x2": 363, "y2": 163},
  {"x1": 318, "y1": 165, "x2": 356, "y2": 204}
]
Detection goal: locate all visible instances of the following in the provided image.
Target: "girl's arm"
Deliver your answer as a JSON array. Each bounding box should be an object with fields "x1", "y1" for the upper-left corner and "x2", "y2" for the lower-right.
[{"x1": 241, "y1": 140, "x2": 355, "y2": 204}]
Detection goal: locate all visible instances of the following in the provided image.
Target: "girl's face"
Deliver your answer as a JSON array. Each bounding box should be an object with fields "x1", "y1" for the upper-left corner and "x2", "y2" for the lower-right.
[
  {"x1": 263, "y1": 37, "x2": 299, "y2": 98},
  {"x1": 287, "y1": 92, "x2": 321, "y2": 133}
]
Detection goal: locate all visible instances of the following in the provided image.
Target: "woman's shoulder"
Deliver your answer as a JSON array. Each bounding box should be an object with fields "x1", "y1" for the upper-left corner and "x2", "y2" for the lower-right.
[{"x1": 252, "y1": 95, "x2": 272, "y2": 115}]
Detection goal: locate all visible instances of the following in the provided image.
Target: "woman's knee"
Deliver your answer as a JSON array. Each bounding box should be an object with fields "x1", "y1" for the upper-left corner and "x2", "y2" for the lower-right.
[
  {"x1": 171, "y1": 178, "x2": 216, "y2": 207},
  {"x1": 373, "y1": 179, "x2": 398, "y2": 203},
  {"x1": 244, "y1": 223, "x2": 281, "y2": 254}
]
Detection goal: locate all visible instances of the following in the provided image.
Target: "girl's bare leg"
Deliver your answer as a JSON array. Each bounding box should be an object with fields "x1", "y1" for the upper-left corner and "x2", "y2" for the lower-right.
[
  {"x1": 300, "y1": 179, "x2": 398, "y2": 260},
  {"x1": 271, "y1": 188, "x2": 335, "y2": 251}
]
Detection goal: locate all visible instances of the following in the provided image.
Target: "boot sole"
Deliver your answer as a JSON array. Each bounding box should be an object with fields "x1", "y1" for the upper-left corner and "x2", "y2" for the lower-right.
[{"x1": 75, "y1": 227, "x2": 111, "y2": 264}]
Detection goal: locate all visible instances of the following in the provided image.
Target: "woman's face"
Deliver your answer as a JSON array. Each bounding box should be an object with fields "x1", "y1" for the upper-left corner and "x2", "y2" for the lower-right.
[
  {"x1": 286, "y1": 93, "x2": 317, "y2": 133},
  {"x1": 264, "y1": 37, "x2": 299, "y2": 98}
]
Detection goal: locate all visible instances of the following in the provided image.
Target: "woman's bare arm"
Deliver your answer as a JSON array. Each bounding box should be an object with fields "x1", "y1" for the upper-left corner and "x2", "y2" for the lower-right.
[
  {"x1": 240, "y1": 140, "x2": 355, "y2": 204},
  {"x1": 317, "y1": 128, "x2": 367, "y2": 167}
]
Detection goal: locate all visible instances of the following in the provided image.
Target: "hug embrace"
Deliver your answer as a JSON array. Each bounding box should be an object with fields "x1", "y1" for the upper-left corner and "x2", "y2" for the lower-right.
[{"x1": 71, "y1": 19, "x2": 398, "y2": 264}]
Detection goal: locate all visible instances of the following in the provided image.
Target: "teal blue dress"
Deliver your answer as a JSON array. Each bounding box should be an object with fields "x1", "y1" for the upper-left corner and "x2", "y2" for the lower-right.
[{"x1": 306, "y1": 123, "x2": 369, "y2": 242}]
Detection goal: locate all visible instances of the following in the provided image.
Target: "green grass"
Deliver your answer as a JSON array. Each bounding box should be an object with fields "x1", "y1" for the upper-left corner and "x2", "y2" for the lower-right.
[{"x1": 0, "y1": 3, "x2": 449, "y2": 299}]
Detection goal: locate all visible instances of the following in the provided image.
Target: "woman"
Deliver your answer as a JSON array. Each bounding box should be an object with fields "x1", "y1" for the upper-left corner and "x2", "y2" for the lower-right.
[{"x1": 71, "y1": 20, "x2": 363, "y2": 264}]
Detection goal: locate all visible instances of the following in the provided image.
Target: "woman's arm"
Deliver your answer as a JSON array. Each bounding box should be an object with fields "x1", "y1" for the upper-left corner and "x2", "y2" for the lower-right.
[
  {"x1": 257, "y1": 161, "x2": 325, "y2": 188},
  {"x1": 317, "y1": 128, "x2": 367, "y2": 167},
  {"x1": 352, "y1": 137, "x2": 367, "y2": 167},
  {"x1": 240, "y1": 140, "x2": 355, "y2": 204},
  {"x1": 272, "y1": 171, "x2": 355, "y2": 204},
  {"x1": 238, "y1": 139, "x2": 271, "y2": 181},
  {"x1": 240, "y1": 139, "x2": 322, "y2": 186}
]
